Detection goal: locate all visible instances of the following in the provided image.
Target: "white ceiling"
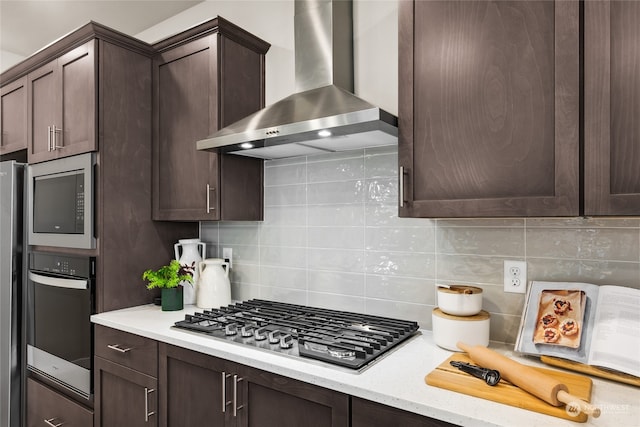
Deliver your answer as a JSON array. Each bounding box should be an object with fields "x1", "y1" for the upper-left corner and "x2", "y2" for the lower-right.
[{"x1": 0, "y1": 0, "x2": 203, "y2": 58}]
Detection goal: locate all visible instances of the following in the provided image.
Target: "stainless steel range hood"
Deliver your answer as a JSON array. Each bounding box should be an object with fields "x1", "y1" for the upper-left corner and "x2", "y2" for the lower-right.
[{"x1": 196, "y1": 0, "x2": 397, "y2": 160}]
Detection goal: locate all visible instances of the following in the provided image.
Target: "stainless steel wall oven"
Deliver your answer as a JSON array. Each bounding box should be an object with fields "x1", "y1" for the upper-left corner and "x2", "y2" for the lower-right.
[{"x1": 26, "y1": 252, "x2": 95, "y2": 400}]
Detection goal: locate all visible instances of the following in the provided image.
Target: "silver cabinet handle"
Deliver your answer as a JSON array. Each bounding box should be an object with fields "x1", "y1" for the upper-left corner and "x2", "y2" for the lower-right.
[
  {"x1": 206, "y1": 184, "x2": 216, "y2": 214},
  {"x1": 144, "y1": 387, "x2": 155, "y2": 422},
  {"x1": 399, "y1": 166, "x2": 407, "y2": 208},
  {"x1": 107, "y1": 344, "x2": 132, "y2": 353},
  {"x1": 233, "y1": 374, "x2": 244, "y2": 417},
  {"x1": 44, "y1": 418, "x2": 63, "y2": 427},
  {"x1": 221, "y1": 372, "x2": 231, "y2": 413},
  {"x1": 47, "y1": 126, "x2": 52, "y2": 151},
  {"x1": 52, "y1": 126, "x2": 63, "y2": 149}
]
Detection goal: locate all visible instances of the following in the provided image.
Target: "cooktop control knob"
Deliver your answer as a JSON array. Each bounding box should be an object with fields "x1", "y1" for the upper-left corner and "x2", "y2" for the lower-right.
[
  {"x1": 268, "y1": 330, "x2": 281, "y2": 344},
  {"x1": 240, "y1": 325, "x2": 254, "y2": 338},
  {"x1": 279, "y1": 334, "x2": 294, "y2": 349},
  {"x1": 224, "y1": 323, "x2": 238, "y2": 336},
  {"x1": 254, "y1": 326, "x2": 268, "y2": 341}
]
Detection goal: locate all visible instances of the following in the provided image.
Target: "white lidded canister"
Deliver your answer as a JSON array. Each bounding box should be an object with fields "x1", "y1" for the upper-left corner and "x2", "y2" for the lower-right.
[
  {"x1": 197, "y1": 258, "x2": 231, "y2": 309},
  {"x1": 432, "y1": 308, "x2": 490, "y2": 351}
]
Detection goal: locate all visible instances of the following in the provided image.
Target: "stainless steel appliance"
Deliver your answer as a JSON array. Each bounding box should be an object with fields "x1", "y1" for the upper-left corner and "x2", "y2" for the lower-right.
[
  {"x1": 174, "y1": 299, "x2": 419, "y2": 370},
  {"x1": 0, "y1": 160, "x2": 26, "y2": 427},
  {"x1": 196, "y1": 0, "x2": 398, "y2": 159},
  {"x1": 26, "y1": 252, "x2": 95, "y2": 400},
  {"x1": 27, "y1": 153, "x2": 96, "y2": 249}
]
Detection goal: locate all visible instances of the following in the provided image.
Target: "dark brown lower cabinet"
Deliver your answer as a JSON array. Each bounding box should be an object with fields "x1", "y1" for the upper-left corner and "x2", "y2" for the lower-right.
[
  {"x1": 94, "y1": 356, "x2": 158, "y2": 427},
  {"x1": 352, "y1": 397, "x2": 458, "y2": 427},
  {"x1": 26, "y1": 378, "x2": 93, "y2": 427},
  {"x1": 351, "y1": 397, "x2": 455, "y2": 427},
  {"x1": 159, "y1": 343, "x2": 349, "y2": 427}
]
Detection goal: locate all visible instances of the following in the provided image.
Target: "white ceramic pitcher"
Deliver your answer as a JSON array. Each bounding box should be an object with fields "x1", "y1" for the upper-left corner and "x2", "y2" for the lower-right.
[
  {"x1": 197, "y1": 258, "x2": 231, "y2": 309},
  {"x1": 174, "y1": 238, "x2": 206, "y2": 304}
]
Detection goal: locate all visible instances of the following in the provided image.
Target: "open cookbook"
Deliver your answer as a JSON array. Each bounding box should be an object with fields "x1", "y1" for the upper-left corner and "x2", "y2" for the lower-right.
[{"x1": 515, "y1": 281, "x2": 640, "y2": 378}]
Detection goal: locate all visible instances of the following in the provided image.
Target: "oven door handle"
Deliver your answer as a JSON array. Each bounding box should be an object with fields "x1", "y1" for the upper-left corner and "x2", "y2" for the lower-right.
[{"x1": 28, "y1": 272, "x2": 88, "y2": 290}]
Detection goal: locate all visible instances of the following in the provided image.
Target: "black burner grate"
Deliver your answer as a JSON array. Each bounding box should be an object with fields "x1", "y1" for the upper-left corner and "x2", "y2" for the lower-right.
[{"x1": 174, "y1": 299, "x2": 420, "y2": 370}]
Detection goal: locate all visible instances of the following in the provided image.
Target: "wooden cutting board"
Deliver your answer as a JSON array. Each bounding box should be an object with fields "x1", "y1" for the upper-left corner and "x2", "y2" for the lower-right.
[{"x1": 425, "y1": 353, "x2": 593, "y2": 422}]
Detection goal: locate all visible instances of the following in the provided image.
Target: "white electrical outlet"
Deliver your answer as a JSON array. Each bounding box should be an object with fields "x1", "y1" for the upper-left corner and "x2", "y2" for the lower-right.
[
  {"x1": 222, "y1": 247, "x2": 233, "y2": 269},
  {"x1": 504, "y1": 260, "x2": 527, "y2": 294}
]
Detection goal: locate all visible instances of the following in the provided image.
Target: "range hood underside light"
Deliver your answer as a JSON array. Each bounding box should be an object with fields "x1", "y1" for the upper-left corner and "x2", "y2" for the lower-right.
[{"x1": 228, "y1": 129, "x2": 397, "y2": 159}]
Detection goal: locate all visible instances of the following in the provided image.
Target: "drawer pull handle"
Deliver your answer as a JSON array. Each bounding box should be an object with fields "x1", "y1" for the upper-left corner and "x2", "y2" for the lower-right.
[
  {"x1": 52, "y1": 126, "x2": 63, "y2": 149},
  {"x1": 44, "y1": 418, "x2": 63, "y2": 427},
  {"x1": 221, "y1": 372, "x2": 231, "y2": 413},
  {"x1": 144, "y1": 387, "x2": 155, "y2": 422},
  {"x1": 233, "y1": 374, "x2": 244, "y2": 417},
  {"x1": 206, "y1": 184, "x2": 216, "y2": 214},
  {"x1": 47, "y1": 126, "x2": 53, "y2": 152},
  {"x1": 107, "y1": 344, "x2": 132, "y2": 353}
]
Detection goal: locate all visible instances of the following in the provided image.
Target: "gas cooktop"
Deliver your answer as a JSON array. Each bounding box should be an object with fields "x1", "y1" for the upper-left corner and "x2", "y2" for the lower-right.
[{"x1": 174, "y1": 299, "x2": 420, "y2": 370}]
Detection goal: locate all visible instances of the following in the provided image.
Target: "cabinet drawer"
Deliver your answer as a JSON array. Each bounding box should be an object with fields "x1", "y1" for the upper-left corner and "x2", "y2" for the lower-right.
[
  {"x1": 95, "y1": 325, "x2": 158, "y2": 377},
  {"x1": 27, "y1": 378, "x2": 93, "y2": 427}
]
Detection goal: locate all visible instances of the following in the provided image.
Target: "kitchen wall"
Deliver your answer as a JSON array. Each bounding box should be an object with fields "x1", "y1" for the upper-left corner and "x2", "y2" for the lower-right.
[
  {"x1": 200, "y1": 147, "x2": 640, "y2": 344},
  {"x1": 138, "y1": 0, "x2": 640, "y2": 344}
]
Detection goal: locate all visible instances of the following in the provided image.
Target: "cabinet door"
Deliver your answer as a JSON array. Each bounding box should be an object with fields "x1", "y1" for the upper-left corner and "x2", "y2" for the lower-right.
[
  {"x1": 153, "y1": 35, "x2": 220, "y2": 221},
  {"x1": 398, "y1": 0, "x2": 580, "y2": 217},
  {"x1": 26, "y1": 378, "x2": 93, "y2": 427},
  {"x1": 94, "y1": 356, "x2": 158, "y2": 427},
  {"x1": 584, "y1": 0, "x2": 640, "y2": 215},
  {"x1": 58, "y1": 40, "x2": 97, "y2": 157},
  {"x1": 0, "y1": 76, "x2": 28, "y2": 155},
  {"x1": 351, "y1": 397, "x2": 456, "y2": 427},
  {"x1": 237, "y1": 365, "x2": 349, "y2": 427},
  {"x1": 153, "y1": 33, "x2": 265, "y2": 222},
  {"x1": 27, "y1": 40, "x2": 96, "y2": 163},
  {"x1": 159, "y1": 343, "x2": 229, "y2": 427},
  {"x1": 27, "y1": 58, "x2": 58, "y2": 163}
]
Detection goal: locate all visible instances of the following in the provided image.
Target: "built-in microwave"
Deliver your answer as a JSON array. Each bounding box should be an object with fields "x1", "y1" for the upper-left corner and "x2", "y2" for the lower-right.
[{"x1": 27, "y1": 153, "x2": 96, "y2": 249}]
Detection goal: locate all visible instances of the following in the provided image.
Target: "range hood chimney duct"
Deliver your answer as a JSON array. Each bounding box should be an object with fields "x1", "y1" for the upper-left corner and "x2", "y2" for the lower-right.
[{"x1": 196, "y1": 0, "x2": 398, "y2": 160}]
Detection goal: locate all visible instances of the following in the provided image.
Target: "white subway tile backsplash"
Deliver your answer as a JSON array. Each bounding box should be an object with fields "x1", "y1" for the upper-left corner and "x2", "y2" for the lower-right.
[
  {"x1": 364, "y1": 152, "x2": 398, "y2": 178},
  {"x1": 307, "y1": 292, "x2": 365, "y2": 313},
  {"x1": 265, "y1": 162, "x2": 307, "y2": 186},
  {"x1": 307, "y1": 180, "x2": 365, "y2": 205},
  {"x1": 260, "y1": 226, "x2": 307, "y2": 247},
  {"x1": 526, "y1": 227, "x2": 639, "y2": 261},
  {"x1": 437, "y1": 226, "x2": 525, "y2": 256},
  {"x1": 307, "y1": 226, "x2": 364, "y2": 249},
  {"x1": 199, "y1": 147, "x2": 640, "y2": 344},
  {"x1": 260, "y1": 266, "x2": 307, "y2": 290},
  {"x1": 364, "y1": 251, "x2": 435, "y2": 278},
  {"x1": 307, "y1": 204, "x2": 365, "y2": 227},
  {"x1": 365, "y1": 275, "x2": 435, "y2": 305},
  {"x1": 307, "y1": 156, "x2": 364, "y2": 183},
  {"x1": 365, "y1": 177, "x2": 397, "y2": 204},
  {"x1": 308, "y1": 270, "x2": 365, "y2": 296},
  {"x1": 264, "y1": 183, "x2": 307, "y2": 206},
  {"x1": 307, "y1": 248, "x2": 366, "y2": 273},
  {"x1": 365, "y1": 226, "x2": 434, "y2": 252},
  {"x1": 263, "y1": 206, "x2": 307, "y2": 226}
]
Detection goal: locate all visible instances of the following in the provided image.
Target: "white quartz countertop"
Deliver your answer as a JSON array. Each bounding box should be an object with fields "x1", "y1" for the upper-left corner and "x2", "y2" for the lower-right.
[{"x1": 92, "y1": 304, "x2": 640, "y2": 427}]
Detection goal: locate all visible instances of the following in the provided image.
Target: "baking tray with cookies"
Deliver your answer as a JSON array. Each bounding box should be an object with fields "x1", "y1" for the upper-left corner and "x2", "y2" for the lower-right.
[{"x1": 514, "y1": 281, "x2": 640, "y2": 384}]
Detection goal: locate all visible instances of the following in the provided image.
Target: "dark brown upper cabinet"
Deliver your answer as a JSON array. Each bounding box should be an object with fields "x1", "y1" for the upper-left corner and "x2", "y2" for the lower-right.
[
  {"x1": 27, "y1": 40, "x2": 97, "y2": 163},
  {"x1": 152, "y1": 18, "x2": 270, "y2": 221},
  {"x1": 398, "y1": 0, "x2": 580, "y2": 217},
  {"x1": 0, "y1": 75, "x2": 28, "y2": 155},
  {"x1": 584, "y1": 0, "x2": 640, "y2": 215}
]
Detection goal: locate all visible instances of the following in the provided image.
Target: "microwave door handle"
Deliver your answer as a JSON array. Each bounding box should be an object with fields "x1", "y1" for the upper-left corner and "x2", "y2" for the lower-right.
[{"x1": 28, "y1": 272, "x2": 88, "y2": 290}]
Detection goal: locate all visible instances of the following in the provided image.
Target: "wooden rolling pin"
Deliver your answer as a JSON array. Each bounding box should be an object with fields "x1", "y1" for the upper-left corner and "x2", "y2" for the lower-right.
[{"x1": 457, "y1": 342, "x2": 600, "y2": 418}]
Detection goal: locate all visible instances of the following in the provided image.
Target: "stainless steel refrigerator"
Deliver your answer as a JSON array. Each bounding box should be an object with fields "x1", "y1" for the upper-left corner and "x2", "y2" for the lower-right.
[{"x1": 0, "y1": 160, "x2": 25, "y2": 427}]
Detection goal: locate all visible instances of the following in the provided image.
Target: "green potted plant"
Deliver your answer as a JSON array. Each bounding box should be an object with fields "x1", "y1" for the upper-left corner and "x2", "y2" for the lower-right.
[{"x1": 142, "y1": 260, "x2": 193, "y2": 311}]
